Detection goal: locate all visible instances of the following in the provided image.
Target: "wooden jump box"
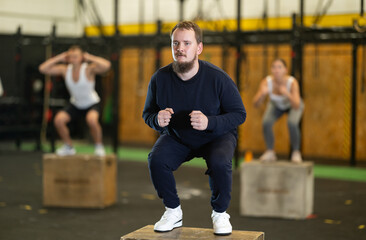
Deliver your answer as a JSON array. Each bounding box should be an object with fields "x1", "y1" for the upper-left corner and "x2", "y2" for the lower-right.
[
  {"x1": 240, "y1": 161, "x2": 314, "y2": 219},
  {"x1": 120, "y1": 225, "x2": 264, "y2": 240},
  {"x1": 43, "y1": 153, "x2": 117, "y2": 208}
]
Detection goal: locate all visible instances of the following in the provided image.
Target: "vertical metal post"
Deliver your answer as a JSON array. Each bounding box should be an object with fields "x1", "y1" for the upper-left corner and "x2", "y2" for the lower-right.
[
  {"x1": 14, "y1": 26, "x2": 22, "y2": 149},
  {"x1": 300, "y1": 0, "x2": 304, "y2": 28},
  {"x1": 153, "y1": 19, "x2": 163, "y2": 141},
  {"x1": 350, "y1": 42, "x2": 358, "y2": 166},
  {"x1": 49, "y1": 25, "x2": 57, "y2": 153},
  {"x1": 361, "y1": 0, "x2": 364, "y2": 16},
  {"x1": 234, "y1": 0, "x2": 242, "y2": 168},
  {"x1": 291, "y1": 14, "x2": 297, "y2": 77},
  {"x1": 291, "y1": 13, "x2": 304, "y2": 157},
  {"x1": 222, "y1": 44, "x2": 229, "y2": 73},
  {"x1": 155, "y1": 20, "x2": 162, "y2": 70},
  {"x1": 179, "y1": 0, "x2": 184, "y2": 21},
  {"x1": 262, "y1": 0, "x2": 269, "y2": 78},
  {"x1": 114, "y1": 0, "x2": 119, "y2": 35},
  {"x1": 235, "y1": 0, "x2": 242, "y2": 97},
  {"x1": 136, "y1": 0, "x2": 145, "y2": 120},
  {"x1": 291, "y1": 13, "x2": 303, "y2": 95},
  {"x1": 112, "y1": 0, "x2": 120, "y2": 153},
  {"x1": 298, "y1": 36, "x2": 303, "y2": 97}
]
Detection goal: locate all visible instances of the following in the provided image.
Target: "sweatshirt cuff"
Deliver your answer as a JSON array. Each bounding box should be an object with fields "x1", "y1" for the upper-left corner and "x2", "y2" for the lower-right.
[
  {"x1": 154, "y1": 115, "x2": 163, "y2": 130},
  {"x1": 206, "y1": 116, "x2": 217, "y2": 131}
]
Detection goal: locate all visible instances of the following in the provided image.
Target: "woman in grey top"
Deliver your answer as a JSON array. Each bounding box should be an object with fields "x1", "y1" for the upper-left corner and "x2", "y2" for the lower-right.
[{"x1": 253, "y1": 58, "x2": 304, "y2": 163}]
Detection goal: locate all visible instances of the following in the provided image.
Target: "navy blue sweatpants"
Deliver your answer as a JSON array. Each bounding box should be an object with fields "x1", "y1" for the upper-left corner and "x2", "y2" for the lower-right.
[{"x1": 148, "y1": 132, "x2": 237, "y2": 213}]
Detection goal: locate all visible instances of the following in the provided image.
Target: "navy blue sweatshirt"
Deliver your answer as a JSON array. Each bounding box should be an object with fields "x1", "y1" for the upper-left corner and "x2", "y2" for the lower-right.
[{"x1": 142, "y1": 60, "x2": 246, "y2": 149}]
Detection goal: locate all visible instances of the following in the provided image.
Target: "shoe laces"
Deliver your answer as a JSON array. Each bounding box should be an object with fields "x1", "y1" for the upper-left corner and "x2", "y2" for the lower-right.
[
  {"x1": 161, "y1": 208, "x2": 181, "y2": 220},
  {"x1": 62, "y1": 144, "x2": 71, "y2": 149},
  {"x1": 212, "y1": 212, "x2": 230, "y2": 224}
]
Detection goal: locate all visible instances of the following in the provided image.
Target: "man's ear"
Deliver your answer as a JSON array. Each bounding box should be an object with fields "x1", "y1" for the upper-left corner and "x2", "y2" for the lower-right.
[{"x1": 197, "y1": 42, "x2": 203, "y2": 55}]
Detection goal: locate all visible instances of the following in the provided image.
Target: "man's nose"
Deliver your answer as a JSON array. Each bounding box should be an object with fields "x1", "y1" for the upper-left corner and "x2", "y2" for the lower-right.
[{"x1": 176, "y1": 43, "x2": 184, "y2": 52}]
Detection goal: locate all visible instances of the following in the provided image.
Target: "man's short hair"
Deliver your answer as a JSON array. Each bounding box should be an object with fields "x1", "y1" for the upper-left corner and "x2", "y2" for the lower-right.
[{"x1": 171, "y1": 21, "x2": 203, "y2": 44}]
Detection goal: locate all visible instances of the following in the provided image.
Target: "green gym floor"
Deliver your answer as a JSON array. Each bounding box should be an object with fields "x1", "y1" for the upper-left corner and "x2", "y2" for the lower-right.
[
  {"x1": 0, "y1": 141, "x2": 365, "y2": 240},
  {"x1": 21, "y1": 141, "x2": 366, "y2": 183}
]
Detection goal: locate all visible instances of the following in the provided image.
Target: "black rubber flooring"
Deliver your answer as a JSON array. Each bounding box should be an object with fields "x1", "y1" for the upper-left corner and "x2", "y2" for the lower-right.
[{"x1": 0, "y1": 150, "x2": 365, "y2": 240}]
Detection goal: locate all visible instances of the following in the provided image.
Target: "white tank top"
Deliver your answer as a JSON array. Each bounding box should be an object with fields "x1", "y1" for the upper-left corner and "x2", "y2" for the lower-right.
[
  {"x1": 267, "y1": 76, "x2": 294, "y2": 110},
  {"x1": 65, "y1": 63, "x2": 100, "y2": 109}
]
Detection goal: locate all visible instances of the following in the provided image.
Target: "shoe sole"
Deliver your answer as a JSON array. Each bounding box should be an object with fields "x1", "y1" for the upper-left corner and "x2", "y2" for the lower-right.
[
  {"x1": 56, "y1": 153, "x2": 76, "y2": 156},
  {"x1": 154, "y1": 220, "x2": 182, "y2": 233},
  {"x1": 260, "y1": 159, "x2": 276, "y2": 163},
  {"x1": 214, "y1": 232, "x2": 232, "y2": 236},
  {"x1": 214, "y1": 227, "x2": 232, "y2": 236},
  {"x1": 291, "y1": 160, "x2": 302, "y2": 163}
]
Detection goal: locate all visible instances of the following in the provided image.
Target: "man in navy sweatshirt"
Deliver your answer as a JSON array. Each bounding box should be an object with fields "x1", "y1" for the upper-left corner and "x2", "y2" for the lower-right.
[{"x1": 142, "y1": 21, "x2": 246, "y2": 235}]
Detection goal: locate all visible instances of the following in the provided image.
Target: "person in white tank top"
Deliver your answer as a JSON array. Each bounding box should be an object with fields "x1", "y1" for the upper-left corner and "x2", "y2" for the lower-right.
[
  {"x1": 253, "y1": 58, "x2": 304, "y2": 163},
  {"x1": 39, "y1": 45, "x2": 111, "y2": 156}
]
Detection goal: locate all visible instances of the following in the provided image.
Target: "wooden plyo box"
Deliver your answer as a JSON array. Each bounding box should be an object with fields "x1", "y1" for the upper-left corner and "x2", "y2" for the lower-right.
[
  {"x1": 240, "y1": 161, "x2": 313, "y2": 219},
  {"x1": 120, "y1": 225, "x2": 264, "y2": 240},
  {"x1": 43, "y1": 153, "x2": 117, "y2": 208}
]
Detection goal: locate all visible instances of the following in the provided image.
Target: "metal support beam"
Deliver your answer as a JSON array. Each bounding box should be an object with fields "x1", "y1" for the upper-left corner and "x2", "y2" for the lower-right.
[
  {"x1": 300, "y1": 0, "x2": 304, "y2": 28},
  {"x1": 49, "y1": 25, "x2": 57, "y2": 153},
  {"x1": 155, "y1": 20, "x2": 162, "y2": 70},
  {"x1": 112, "y1": 0, "x2": 120, "y2": 153},
  {"x1": 14, "y1": 26, "x2": 22, "y2": 149},
  {"x1": 179, "y1": 0, "x2": 184, "y2": 21},
  {"x1": 234, "y1": 0, "x2": 242, "y2": 169},
  {"x1": 290, "y1": 13, "x2": 304, "y2": 156},
  {"x1": 291, "y1": 14, "x2": 303, "y2": 94},
  {"x1": 350, "y1": 42, "x2": 358, "y2": 166},
  {"x1": 361, "y1": 0, "x2": 364, "y2": 16},
  {"x1": 114, "y1": 0, "x2": 119, "y2": 35}
]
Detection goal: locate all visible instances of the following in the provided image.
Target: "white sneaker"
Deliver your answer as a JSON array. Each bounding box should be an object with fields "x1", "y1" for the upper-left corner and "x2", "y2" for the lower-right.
[
  {"x1": 56, "y1": 144, "x2": 76, "y2": 156},
  {"x1": 94, "y1": 145, "x2": 106, "y2": 157},
  {"x1": 211, "y1": 210, "x2": 232, "y2": 236},
  {"x1": 259, "y1": 150, "x2": 277, "y2": 162},
  {"x1": 154, "y1": 205, "x2": 183, "y2": 232},
  {"x1": 291, "y1": 150, "x2": 302, "y2": 163}
]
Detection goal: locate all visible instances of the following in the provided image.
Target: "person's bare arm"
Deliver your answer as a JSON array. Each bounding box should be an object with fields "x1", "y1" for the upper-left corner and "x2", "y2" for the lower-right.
[
  {"x1": 84, "y1": 52, "x2": 111, "y2": 75},
  {"x1": 39, "y1": 52, "x2": 67, "y2": 76},
  {"x1": 253, "y1": 79, "x2": 269, "y2": 108}
]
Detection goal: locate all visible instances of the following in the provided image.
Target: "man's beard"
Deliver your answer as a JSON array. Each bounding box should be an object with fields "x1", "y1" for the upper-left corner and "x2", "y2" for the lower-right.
[{"x1": 172, "y1": 55, "x2": 197, "y2": 74}]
